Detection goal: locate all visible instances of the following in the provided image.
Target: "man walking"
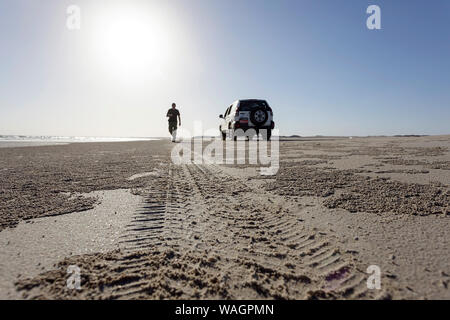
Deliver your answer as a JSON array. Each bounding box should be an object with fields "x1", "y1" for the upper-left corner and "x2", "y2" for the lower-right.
[{"x1": 166, "y1": 103, "x2": 181, "y2": 142}]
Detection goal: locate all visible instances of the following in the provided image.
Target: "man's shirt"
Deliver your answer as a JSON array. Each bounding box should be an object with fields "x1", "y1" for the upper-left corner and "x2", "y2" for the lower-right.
[{"x1": 167, "y1": 108, "x2": 180, "y2": 122}]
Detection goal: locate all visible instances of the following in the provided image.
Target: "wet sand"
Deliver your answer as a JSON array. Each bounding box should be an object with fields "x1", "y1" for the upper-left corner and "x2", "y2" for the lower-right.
[{"x1": 0, "y1": 136, "x2": 449, "y2": 299}]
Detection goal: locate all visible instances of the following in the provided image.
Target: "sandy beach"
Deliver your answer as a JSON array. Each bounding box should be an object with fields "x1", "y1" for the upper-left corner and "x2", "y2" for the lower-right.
[{"x1": 0, "y1": 136, "x2": 449, "y2": 299}]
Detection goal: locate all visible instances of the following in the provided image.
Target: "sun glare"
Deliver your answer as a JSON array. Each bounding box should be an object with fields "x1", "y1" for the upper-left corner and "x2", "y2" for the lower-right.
[{"x1": 91, "y1": 5, "x2": 172, "y2": 80}]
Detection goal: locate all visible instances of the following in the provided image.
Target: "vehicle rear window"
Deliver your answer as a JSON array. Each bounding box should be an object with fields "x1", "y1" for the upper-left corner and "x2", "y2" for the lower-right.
[{"x1": 238, "y1": 100, "x2": 269, "y2": 111}]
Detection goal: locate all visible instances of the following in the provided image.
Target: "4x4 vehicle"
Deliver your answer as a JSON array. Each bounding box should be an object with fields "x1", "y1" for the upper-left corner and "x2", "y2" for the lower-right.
[{"x1": 219, "y1": 99, "x2": 275, "y2": 140}]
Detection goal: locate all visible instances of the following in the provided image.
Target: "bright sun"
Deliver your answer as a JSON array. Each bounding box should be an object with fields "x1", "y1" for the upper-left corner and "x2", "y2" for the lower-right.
[{"x1": 91, "y1": 5, "x2": 172, "y2": 79}]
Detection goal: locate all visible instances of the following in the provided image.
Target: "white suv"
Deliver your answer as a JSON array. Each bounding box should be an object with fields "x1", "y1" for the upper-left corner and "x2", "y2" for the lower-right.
[{"x1": 219, "y1": 99, "x2": 275, "y2": 140}]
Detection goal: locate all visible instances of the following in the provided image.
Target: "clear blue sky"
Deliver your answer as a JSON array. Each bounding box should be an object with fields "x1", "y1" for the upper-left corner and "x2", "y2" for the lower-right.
[{"x1": 0, "y1": 0, "x2": 449, "y2": 137}]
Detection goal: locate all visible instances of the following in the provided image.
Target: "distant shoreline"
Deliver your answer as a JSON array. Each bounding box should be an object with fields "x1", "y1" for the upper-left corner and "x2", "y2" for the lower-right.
[
  {"x1": 2, "y1": 134, "x2": 448, "y2": 149},
  {"x1": 0, "y1": 136, "x2": 160, "y2": 148}
]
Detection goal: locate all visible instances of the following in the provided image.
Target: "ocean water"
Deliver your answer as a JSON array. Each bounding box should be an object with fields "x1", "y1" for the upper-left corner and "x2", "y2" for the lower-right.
[{"x1": 0, "y1": 135, "x2": 158, "y2": 148}]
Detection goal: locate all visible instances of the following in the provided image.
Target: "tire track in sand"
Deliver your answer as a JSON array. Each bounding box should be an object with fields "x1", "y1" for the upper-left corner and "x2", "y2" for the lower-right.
[
  {"x1": 17, "y1": 161, "x2": 394, "y2": 299},
  {"x1": 188, "y1": 162, "x2": 393, "y2": 299},
  {"x1": 105, "y1": 164, "x2": 223, "y2": 299}
]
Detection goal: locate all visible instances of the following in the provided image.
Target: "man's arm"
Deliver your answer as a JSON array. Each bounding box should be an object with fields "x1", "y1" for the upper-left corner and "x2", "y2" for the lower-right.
[
  {"x1": 178, "y1": 112, "x2": 181, "y2": 126},
  {"x1": 166, "y1": 110, "x2": 170, "y2": 118}
]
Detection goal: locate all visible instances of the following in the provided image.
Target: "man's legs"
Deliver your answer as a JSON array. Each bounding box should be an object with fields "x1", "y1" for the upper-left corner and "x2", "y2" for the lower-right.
[{"x1": 169, "y1": 121, "x2": 178, "y2": 142}]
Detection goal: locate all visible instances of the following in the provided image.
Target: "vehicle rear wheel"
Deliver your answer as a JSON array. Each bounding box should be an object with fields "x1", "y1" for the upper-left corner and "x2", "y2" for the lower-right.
[{"x1": 250, "y1": 109, "x2": 268, "y2": 126}]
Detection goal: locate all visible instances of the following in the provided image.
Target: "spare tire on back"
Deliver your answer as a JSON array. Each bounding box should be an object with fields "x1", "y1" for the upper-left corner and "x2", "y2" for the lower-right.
[{"x1": 250, "y1": 108, "x2": 268, "y2": 126}]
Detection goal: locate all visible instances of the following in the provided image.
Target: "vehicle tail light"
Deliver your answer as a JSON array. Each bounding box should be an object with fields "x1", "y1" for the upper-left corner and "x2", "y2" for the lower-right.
[
  {"x1": 234, "y1": 122, "x2": 240, "y2": 129},
  {"x1": 235, "y1": 108, "x2": 239, "y2": 116},
  {"x1": 271, "y1": 121, "x2": 275, "y2": 129}
]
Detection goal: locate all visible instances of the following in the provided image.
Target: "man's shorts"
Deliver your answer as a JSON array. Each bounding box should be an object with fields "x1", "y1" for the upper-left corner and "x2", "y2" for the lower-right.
[{"x1": 169, "y1": 121, "x2": 178, "y2": 135}]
